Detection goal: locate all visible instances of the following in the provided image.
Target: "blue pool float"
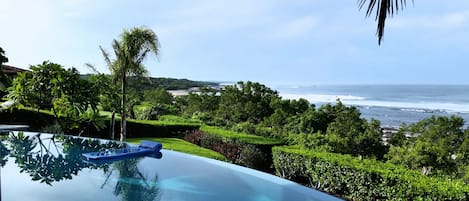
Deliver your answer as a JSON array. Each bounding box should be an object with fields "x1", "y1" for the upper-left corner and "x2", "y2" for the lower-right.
[{"x1": 82, "y1": 140, "x2": 162, "y2": 161}]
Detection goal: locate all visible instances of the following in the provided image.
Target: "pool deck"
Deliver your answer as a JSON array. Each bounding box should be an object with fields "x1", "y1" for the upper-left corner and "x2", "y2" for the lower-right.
[{"x1": 0, "y1": 124, "x2": 29, "y2": 131}]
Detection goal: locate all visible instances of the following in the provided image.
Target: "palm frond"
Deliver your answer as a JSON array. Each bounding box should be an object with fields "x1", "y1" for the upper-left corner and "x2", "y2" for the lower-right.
[
  {"x1": 358, "y1": 0, "x2": 412, "y2": 45},
  {"x1": 85, "y1": 63, "x2": 100, "y2": 74},
  {"x1": 99, "y1": 46, "x2": 113, "y2": 69}
]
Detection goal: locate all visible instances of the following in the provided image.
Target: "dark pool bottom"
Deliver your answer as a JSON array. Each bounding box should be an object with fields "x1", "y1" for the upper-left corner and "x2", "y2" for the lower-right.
[{"x1": 0, "y1": 132, "x2": 341, "y2": 201}]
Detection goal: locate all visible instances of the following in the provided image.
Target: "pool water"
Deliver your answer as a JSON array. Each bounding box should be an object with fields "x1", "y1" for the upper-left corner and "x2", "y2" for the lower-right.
[{"x1": 0, "y1": 131, "x2": 341, "y2": 201}]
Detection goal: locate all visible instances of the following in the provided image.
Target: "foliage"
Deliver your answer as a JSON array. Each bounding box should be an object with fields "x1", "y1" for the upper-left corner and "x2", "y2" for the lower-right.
[
  {"x1": 143, "y1": 88, "x2": 173, "y2": 105},
  {"x1": 286, "y1": 101, "x2": 388, "y2": 159},
  {"x1": 217, "y1": 81, "x2": 280, "y2": 124},
  {"x1": 81, "y1": 74, "x2": 219, "y2": 91},
  {"x1": 133, "y1": 103, "x2": 156, "y2": 120},
  {"x1": 200, "y1": 125, "x2": 284, "y2": 145},
  {"x1": 8, "y1": 61, "x2": 99, "y2": 116},
  {"x1": 185, "y1": 87, "x2": 219, "y2": 115},
  {"x1": 89, "y1": 73, "x2": 120, "y2": 112},
  {"x1": 127, "y1": 137, "x2": 226, "y2": 161},
  {"x1": 127, "y1": 76, "x2": 218, "y2": 91},
  {"x1": 100, "y1": 26, "x2": 160, "y2": 141},
  {"x1": 124, "y1": 119, "x2": 200, "y2": 138},
  {"x1": 7, "y1": 62, "x2": 102, "y2": 132},
  {"x1": 158, "y1": 115, "x2": 202, "y2": 124},
  {"x1": 386, "y1": 115, "x2": 468, "y2": 176},
  {"x1": 0, "y1": 47, "x2": 7, "y2": 64},
  {"x1": 358, "y1": 0, "x2": 410, "y2": 45},
  {"x1": 0, "y1": 46, "x2": 10, "y2": 96},
  {"x1": 273, "y1": 146, "x2": 469, "y2": 201},
  {"x1": 237, "y1": 144, "x2": 268, "y2": 169},
  {"x1": 184, "y1": 129, "x2": 272, "y2": 170}
]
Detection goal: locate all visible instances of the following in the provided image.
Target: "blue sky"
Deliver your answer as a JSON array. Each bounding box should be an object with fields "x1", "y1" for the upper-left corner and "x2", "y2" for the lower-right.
[{"x1": 1, "y1": 0, "x2": 469, "y2": 85}]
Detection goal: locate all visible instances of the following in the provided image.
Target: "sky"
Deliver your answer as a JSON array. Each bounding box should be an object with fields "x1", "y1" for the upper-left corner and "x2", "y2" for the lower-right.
[{"x1": 1, "y1": 0, "x2": 469, "y2": 86}]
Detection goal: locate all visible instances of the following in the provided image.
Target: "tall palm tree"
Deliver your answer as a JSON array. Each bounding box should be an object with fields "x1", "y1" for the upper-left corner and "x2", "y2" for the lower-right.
[
  {"x1": 100, "y1": 27, "x2": 160, "y2": 141},
  {"x1": 359, "y1": 0, "x2": 412, "y2": 45}
]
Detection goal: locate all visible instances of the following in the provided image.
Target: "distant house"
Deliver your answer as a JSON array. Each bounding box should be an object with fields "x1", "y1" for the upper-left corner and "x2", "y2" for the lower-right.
[{"x1": 1, "y1": 64, "x2": 29, "y2": 78}]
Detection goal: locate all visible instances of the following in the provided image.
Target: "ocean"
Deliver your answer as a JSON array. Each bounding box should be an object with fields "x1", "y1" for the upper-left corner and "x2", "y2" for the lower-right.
[{"x1": 275, "y1": 85, "x2": 469, "y2": 128}]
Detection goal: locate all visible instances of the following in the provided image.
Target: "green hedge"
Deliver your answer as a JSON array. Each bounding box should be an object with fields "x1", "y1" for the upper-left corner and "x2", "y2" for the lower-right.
[
  {"x1": 125, "y1": 119, "x2": 200, "y2": 138},
  {"x1": 0, "y1": 108, "x2": 200, "y2": 139},
  {"x1": 195, "y1": 126, "x2": 284, "y2": 172},
  {"x1": 200, "y1": 125, "x2": 283, "y2": 145},
  {"x1": 272, "y1": 146, "x2": 469, "y2": 201}
]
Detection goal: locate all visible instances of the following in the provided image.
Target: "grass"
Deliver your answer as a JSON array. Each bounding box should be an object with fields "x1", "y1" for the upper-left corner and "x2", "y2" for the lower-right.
[
  {"x1": 200, "y1": 125, "x2": 284, "y2": 145},
  {"x1": 127, "y1": 137, "x2": 227, "y2": 161}
]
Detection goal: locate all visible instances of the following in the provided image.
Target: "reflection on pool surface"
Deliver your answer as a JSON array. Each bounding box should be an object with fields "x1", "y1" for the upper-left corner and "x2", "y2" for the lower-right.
[{"x1": 0, "y1": 131, "x2": 341, "y2": 201}]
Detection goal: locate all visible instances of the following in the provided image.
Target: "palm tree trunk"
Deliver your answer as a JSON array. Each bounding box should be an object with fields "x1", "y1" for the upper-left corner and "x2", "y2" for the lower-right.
[
  {"x1": 120, "y1": 73, "x2": 127, "y2": 142},
  {"x1": 110, "y1": 110, "x2": 115, "y2": 140}
]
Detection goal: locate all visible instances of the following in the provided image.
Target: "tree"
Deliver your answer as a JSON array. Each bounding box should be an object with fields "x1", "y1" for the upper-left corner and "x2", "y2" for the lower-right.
[
  {"x1": 8, "y1": 61, "x2": 100, "y2": 131},
  {"x1": 291, "y1": 100, "x2": 387, "y2": 159},
  {"x1": 100, "y1": 27, "x2": 160, "y2": 141},
  {"x1": 0, "y1": 47, "x2": 10, "y2": 96},
  {"x1": 217, "y1": 81, "x2": 280, "y2": 125},
  {"x1": 0, "y1": 47, "x2": 7, "y2": 65},
  {"x1": 386, "y1": 116, "x2": 466, "y2": 176},
  {"x1": 185, "y1": 87, "x2": 219, "y2": 116},
  {"x1": 143, "y1": 88, "x2": 173, "y2": 105},
  {"x1": 359, "y1": 0, "x2": 412, "y2": 44}
]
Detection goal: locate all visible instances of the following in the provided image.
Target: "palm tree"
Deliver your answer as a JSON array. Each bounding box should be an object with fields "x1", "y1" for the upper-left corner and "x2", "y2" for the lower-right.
[
  {"x1": 100, "y1": 27, "x2": 160, "y2": 141},
  {"x1": 359, "y1": 0, "x2": 412, "y2": 45}
]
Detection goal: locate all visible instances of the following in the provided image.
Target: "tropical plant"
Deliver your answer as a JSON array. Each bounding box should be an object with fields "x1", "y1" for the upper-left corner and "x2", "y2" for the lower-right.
[
  {"x1": 0, "y1": 47, "x2": 10, "y2": 97},
  {"x1": 99, "y1": 27, "x2": 160, "y2": 141},
  {"x1": 359, "y1": 0, "x2": 412, "y2": 44},
  {"x1": 8, "y1": 61, "x2": 101, "y2": 132}
]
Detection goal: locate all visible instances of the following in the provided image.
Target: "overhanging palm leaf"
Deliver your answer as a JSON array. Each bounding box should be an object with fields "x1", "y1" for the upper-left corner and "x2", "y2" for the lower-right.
[{"x1": 359, "y1": 0, "x2": 413, "y2": 45}]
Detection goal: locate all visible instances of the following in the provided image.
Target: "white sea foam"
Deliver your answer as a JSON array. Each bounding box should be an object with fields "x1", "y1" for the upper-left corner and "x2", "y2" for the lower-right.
[
  {"x1": 281, "y1": 94, "x2": 366, "y2": 103},
  {"x1": 281, "y1": 93, "x2": 469, "y2": 114}
]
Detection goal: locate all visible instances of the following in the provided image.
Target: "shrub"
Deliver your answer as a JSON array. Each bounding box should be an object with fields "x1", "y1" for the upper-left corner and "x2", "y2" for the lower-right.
[
  {"x1": 237, "y1": 144, "x2": 267, "y2": 170},
  {"x1": 133, "y1": 103, "x2": 155, "y2": 120},
  {"x1": 213, "y1": 141, "x2": 242, "y2": 162},
  {"x1": 272, "y1": 146, "x2": 469, "y2": 201},
  {"x1": 199, "y1": 133, "x2": 222, "y2": 149},
  {"x1": 184, "y1": 130, "x2": 203, "y2": 145},
  {"x1": 200, "y1": 125, "x2": 284, "y2": 145},
  {"x1": 232, "y1": 122, "x2": 257, "y2": 135}
]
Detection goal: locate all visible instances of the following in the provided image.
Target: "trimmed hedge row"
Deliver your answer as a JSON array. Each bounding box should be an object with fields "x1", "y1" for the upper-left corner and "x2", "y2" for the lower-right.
[
  {"x1": 184, "y1": 130, "x2": 272, "y2": 171},
  {"x1": 186, "y1": 127, "x2": 285, "y2": 172},
  {"x1": 200, "y1": 125, "x2": 284, "y2": 145},
  {"x1": 0, "y1": 109, "x2": 200, "y2": 139},
  {"x1": 0, "y1": 108, "x2": 56, "y2": 130},
  {"x1": 272, "y1": 146, "x2": 469, "y2": 201},
  {"x1": 124, "y1": 119, "x2": 200, "y2": 138}
]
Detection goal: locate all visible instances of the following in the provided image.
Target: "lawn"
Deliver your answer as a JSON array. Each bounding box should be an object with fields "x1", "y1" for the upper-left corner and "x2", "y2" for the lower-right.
[{"x1": 127, "y1": 137, "x2": 227, "y2": 161}]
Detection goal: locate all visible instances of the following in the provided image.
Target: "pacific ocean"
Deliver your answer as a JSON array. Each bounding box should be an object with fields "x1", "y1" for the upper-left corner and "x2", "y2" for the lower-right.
[{"x1": 275, "y1": 85, "x2": 469, "y2": 127}]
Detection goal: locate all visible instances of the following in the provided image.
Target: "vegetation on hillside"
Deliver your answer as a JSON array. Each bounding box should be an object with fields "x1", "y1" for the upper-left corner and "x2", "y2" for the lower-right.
[{"x1": 81, "y1": 74, "x2": 218, "y2": 91}]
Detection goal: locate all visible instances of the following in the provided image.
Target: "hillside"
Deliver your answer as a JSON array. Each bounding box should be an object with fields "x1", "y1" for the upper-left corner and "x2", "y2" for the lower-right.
[{"x1": 81, "y1": 74, "x2": 219, "y2": 90}]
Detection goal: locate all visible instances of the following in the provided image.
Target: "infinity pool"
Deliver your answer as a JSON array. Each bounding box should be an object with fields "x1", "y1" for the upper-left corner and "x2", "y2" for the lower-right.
[{"x1": 0, "y1": 131, "x2": 341, "y2": 201}]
